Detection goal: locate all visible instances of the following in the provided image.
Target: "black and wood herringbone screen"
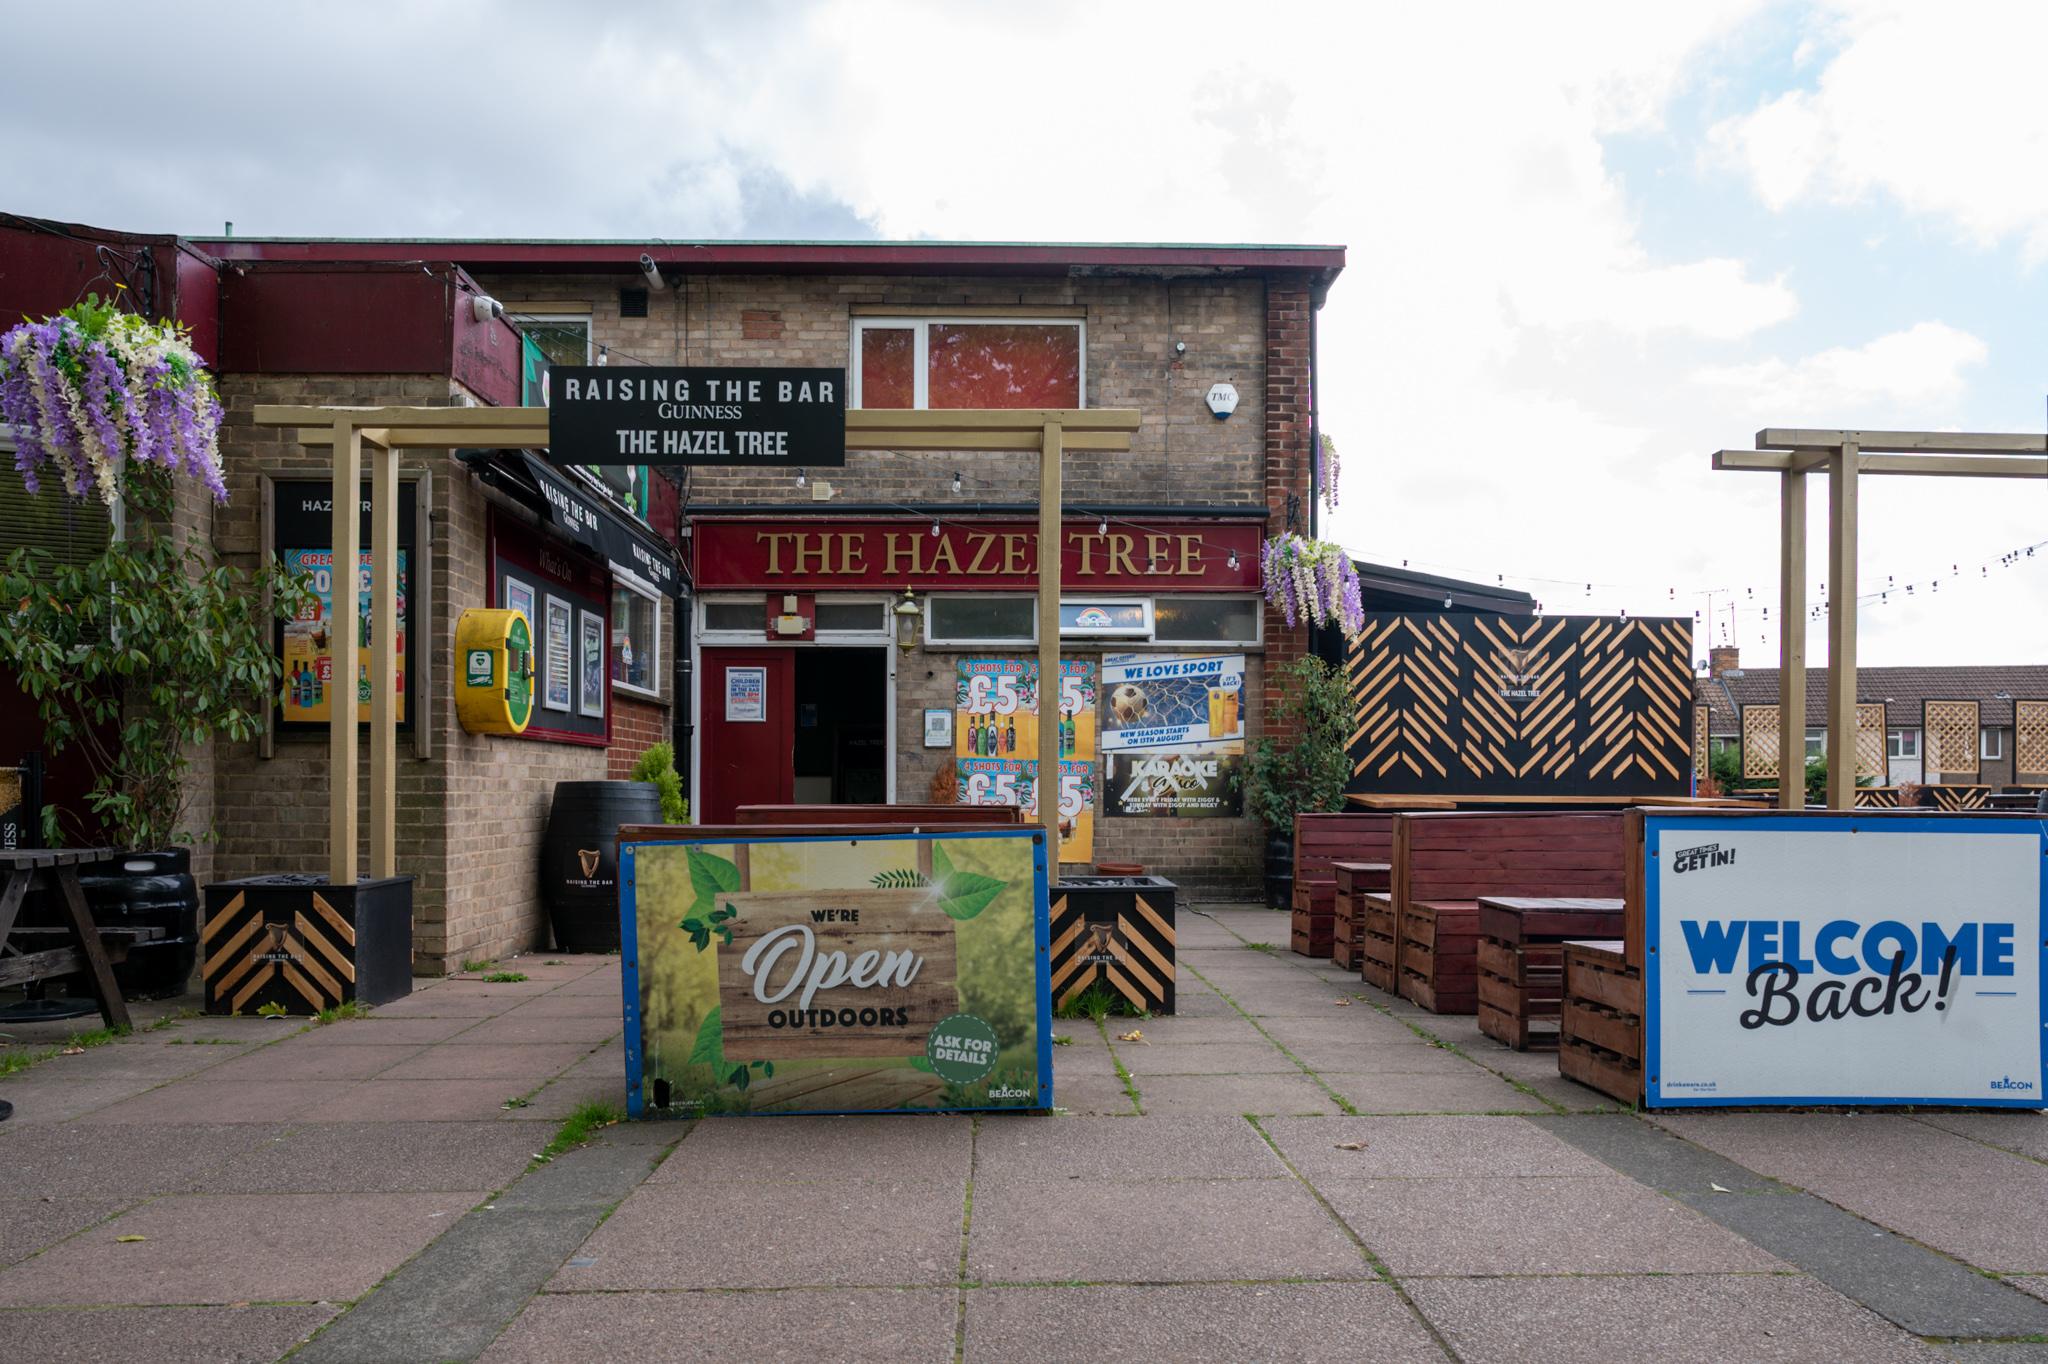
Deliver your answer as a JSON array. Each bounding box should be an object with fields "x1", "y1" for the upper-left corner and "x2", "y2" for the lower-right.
[{"x1": 1345, "y1": 615, "x2": 1693, "y2": 799}]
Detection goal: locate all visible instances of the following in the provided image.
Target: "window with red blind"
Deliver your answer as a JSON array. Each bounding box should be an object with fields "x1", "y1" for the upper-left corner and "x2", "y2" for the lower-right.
[{"x1": 852, "y1": 319, "x2": 1083, "y2": 409}]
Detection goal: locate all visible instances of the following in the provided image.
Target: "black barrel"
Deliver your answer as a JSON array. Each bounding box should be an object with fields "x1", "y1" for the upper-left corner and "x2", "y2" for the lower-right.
[
  {"x1": 541, "y1": 781, "x2": 664, "y2": 953},
  {"x1": 77, "y1": 849, "x2": 201, "y2": 998}
]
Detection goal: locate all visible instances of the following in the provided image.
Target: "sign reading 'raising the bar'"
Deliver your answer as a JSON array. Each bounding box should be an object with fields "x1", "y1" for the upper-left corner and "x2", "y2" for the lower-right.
[{"x1": 546, "y1": 366, "x2": 845, "y2": 468}]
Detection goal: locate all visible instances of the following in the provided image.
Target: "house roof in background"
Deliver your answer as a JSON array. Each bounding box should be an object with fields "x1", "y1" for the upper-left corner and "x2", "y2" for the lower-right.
[{"x1": 1696, "y1": 664, "x2": 2048, "y2": 734}]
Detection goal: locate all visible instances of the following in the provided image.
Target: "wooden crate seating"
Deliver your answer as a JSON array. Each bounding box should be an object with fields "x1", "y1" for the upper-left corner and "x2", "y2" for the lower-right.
[
  {"x1": 1391, "y1": 812, "x2": 1629, "y2": 1016},
  {"x1": 1291, "y1": 812, "x2": 1396, "y2": 918},
  {"x1": 1358, "y1": 890, "x2": 1399, "y2": 992},
  {"x1": 1475, "y1": 897, "x2": 1625, "y2": 1051},
  {"x1": 1330, "y1": 860, "x2": 1391, "y2": 970},
  {"x1": 1558, "y1": 938, "x2": 1643, "y2": 1104},
  {"x1": 1290, "y1": 908, "x2": 1335, "y2": 958}
]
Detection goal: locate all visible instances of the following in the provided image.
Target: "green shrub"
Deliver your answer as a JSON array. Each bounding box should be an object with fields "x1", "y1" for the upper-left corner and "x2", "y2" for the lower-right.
[{"x1": 630, "y1": 741, "x2": 688, "y2": 823}]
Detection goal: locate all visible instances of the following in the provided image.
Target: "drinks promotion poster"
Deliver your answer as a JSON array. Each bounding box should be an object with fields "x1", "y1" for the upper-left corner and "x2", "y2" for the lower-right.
[
  {"x1": 955, "y1": 658, "x2": 1096, "y2": 861},
  {"x1": 622, "y1": 830, "x2": 1052, "y2": 1116},
  {"x1": 1101, "y1": 654, "x2": 1245, "y2": 817},
  {"x1": 280, "y1": 548, "x2": 408, "y2": 724}
]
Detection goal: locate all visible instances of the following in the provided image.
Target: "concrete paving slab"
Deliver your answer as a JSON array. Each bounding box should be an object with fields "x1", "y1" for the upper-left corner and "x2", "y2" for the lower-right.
[
  {"x1": 490, "y1": 1136, "x2": 666, "y2": 1213},
  {"x1": 1117, "y1": 1042, "x2": 1300, "y2": 1076},
  {"x1": 0, "y1": 1196, "x2": 131, "y2": 1267},
  {"x1": 78, "y1": 1079, "x2": 357, "y2": 1125},
  {"x1": 20, "y1": 1041, "x2": 240, "y2": 1081},
  {"x1": 1259, "y1": 1016, "x2": 1443, "y2": 1050},
  {"x1": 0, "y1": 1190, "x2": 482, "y2": 1305},
  {"x1": 0, "y1": 1077, "x2": 162, "y2": 1126},
  {"x1": 1234, "y1": 991, "x2": 1382, "y2": 1017},
  {"x1": 972, "y1": 1114, "x2": 1285, "y2": 1184},
  {"x1": 1049, "y1": 1073, "x2": 1138, "y2": 1115},
  {"x1": 652, "y1": 1113, "x2": 974, "y2": 1185},
  {"x1": 447, "y1": 1013, "x2": 622, "y2": 1046},
  {"x1": 0, "y1": 1303, "x2": 336, "y2": 1363},
  {"x1": 199, "y1": 1121, "x2": 547, "y2": 1194},
  {"x1": 288, "y1": 1016, "x2": 482, "y2": 1046},
  {"x1": 0, "y1": 1121, "x2": 277, "y2": 1196},
  {"x1": 197, "y1": 1042, "x2": 426, "y2": 1082},
  {"x1": 552, "y1": 1179, "x2": 964, "y2": 1289},
  {"x1": 1134, "y1": 1071, "x2": 1338, "y2": 1116},
  {"x1": 366, "y1": 989, "x2": 517, "y2": 1019},
  {"x1": 551, "y1": 967, "x2": 626, "y2": 995},
  {"x1": 1267, "y1": 1115, "x2": 1611, "y2": 1181},
  {"x1": 968, "y1": 1175, "x2": 1367, "y2": 1283},
  {"x1": 964, "y1": 1282, "x2": 1441, "y2": 1362},
  {"x1": 511, "y1": 1074, "x2": 625, "y2": 1119},
  {"x1": 143, "y1": 1018, "x2": 290, "y2": 1044},
  {"x1": 302, "y1": 1079, "x2": 549, "y2": 1123},
  {"x1": 559, "y1": 1039, "x2": 625, "y2": 1078},
  {"x1": 1050, "y1": 1047, "x2": 1120, "y2": 1086},
  {"x1": 2012, "y1": 1275, "x2": 2048, "y2": 1304},
  {"x1": 1654, "y1": 1113, "x2": 2024, "y2": 1188},
  {"x1": 1941, "y1": 1345, "x2": 2048, "y2": 1364},
  {"x1": 1325, "y1": 1070, "x2": 1549, "y2": 1115},
  {"x1": 1917, "y1": 1112, "x2": 2048, "y2": 1162},
  {"x1": 1112, "y1": 1016, "x2": 1266, "y2": 1045},
  {"x1": 1406, "y1": 1274, "x2": 1944, "y2": 1364},
  {"x1": 1321, "y1": 1175, "x2": 1787, "y2": 1275},
  {"x1": 378, "y1": 1042, "x2": 593, "y2": 1082},
  {"x1": 481, "y1": 1287, "x2": 957, "y2": 1363},
  {"x1": 1529, "y1": 1113, "x2": 1789, "y2": 1194},
  {"x1": 1818, "y1": 1170, "x2": 2048, "y2": 1273},
  {"x1": 1294, "y1": 1044, "x2": 1501, "y2": 1078}
]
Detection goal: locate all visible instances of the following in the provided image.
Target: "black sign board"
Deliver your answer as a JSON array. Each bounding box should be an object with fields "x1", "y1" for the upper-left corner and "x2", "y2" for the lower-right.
[
  {"x1": 272, "y1": 480, "x2": 420, "y2": 733},
  {"x1": 546, "y1": 366, "x2": 845, "y2": 468},
  {"x1": 504, "y1": 453, "x2": 680, "y2": 595}
]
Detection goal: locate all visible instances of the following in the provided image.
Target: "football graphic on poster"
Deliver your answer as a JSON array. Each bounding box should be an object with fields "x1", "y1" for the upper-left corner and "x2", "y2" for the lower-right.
[{"x1": 1111, "y1": 683, "x2": 1148, "y2": 724}]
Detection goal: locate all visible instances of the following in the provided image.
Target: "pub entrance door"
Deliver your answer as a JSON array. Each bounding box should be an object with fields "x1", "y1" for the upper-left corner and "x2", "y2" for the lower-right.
[{"x1": 698, "y1": 649, "x2": 793, "y2": 824}]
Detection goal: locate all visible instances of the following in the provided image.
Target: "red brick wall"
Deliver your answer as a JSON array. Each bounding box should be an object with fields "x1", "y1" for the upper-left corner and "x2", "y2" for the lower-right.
[
  {"x1": 1262, "y1": 281, "x2": 1313, "y2": 741},
  {"x1": 608, "y1": 695, "x2": 670, "y2": 778}
]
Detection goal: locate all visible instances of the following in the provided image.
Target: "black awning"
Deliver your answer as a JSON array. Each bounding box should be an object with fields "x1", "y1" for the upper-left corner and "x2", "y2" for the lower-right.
[{"x1": 462, "y1": 450, "x2": 682, "y2": 595}]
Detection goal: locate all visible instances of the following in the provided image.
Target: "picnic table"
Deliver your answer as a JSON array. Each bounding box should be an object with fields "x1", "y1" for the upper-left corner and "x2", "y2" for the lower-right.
[{"x1": 0, "y1": 848, "x2": 140, "y2": 1031}]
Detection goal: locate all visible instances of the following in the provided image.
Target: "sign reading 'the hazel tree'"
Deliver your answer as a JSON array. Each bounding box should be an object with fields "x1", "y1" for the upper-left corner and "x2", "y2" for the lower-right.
[{"x1": 546, "y1": 366, "x2": 845, "y2": 468}]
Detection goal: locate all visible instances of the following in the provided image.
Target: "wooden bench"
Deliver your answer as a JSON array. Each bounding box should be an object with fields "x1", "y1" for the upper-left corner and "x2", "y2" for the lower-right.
[
  {"x1": 1392, "y1": 812, "x2": 1629, "y2": 1016},
  {"x1": 0, "y1": 847, "x2": 132, "y2": 1030},
  {"x1": 1475, "y1": 897, "x2": 1625, "y2": 1050},
  {"x1": 1290, "y1": 813, "x2": 1395, "y2": 959},
  {"x1": 1558, "y1": 938, "x2": 1643, "y2": 1104},
  {"x1": 1330, "y1": 860, "x2": 1391, "y2": 970}
]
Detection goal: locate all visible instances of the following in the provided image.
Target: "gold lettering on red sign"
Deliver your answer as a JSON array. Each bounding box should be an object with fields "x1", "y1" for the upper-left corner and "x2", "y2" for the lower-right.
[
  {"x1": 1071, "y1": 531, "x2": 1101, "y2": 575},
  {"x1": 928, "y1": 534, "x2": 962, "y2": 575},
  {"x1": 1178, "y1": 534, "x2": 1203, "y2": 576},
  {"x1": 758, "y1": 531, "x2": 794, "y2": 575},
  {"x1": 837, "y1": 533, "x2": 866, "y2": 575},
  {"x1": 884, "y1": 533, "x2": 920, "y2": 577},
  {"x1": 964, "y1": 532, "x2": 1000, "y2": 576},
  {"x1": 1003, "y1": 532, "x2": 1034, "y2": 576},
  {"x1": 1106, "y1": 533, "x2": 1140, "y2": 578}
]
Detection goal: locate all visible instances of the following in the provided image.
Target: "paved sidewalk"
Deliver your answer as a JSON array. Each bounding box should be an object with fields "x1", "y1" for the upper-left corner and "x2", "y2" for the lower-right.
[{"x1": 1, "y1": 908, "x2": 2044, "y2": 1361}]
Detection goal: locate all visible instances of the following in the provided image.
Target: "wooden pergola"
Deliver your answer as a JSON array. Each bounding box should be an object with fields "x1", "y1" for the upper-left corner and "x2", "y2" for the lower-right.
[
  {"x1": 1714, "y1": 429, "x2": 2048, "y2": 809},
  {"x1": 253, "y1": 404, "x2": 1140, "y2": 885}
]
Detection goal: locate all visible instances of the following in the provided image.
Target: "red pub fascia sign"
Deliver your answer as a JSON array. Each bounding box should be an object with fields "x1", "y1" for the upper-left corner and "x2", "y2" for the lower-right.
[{"x1": 692, "y1": 518, "x2": 1262, "y2": 592}]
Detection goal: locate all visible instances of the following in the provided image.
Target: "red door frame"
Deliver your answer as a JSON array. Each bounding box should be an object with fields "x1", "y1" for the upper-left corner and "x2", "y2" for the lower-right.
[{"x1": 698, "y1": 648, "x2": 795, "y2": 824}]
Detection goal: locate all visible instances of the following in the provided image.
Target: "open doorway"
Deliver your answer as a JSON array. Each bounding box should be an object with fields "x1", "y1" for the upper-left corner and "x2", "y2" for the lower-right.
[{"x1": 793, "y1": 648, "x2": 887, "y2": 803}]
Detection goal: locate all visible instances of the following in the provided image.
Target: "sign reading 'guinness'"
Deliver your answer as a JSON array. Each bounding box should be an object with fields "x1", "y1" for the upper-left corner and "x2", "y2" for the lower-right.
[{"x1": 546, "y1": 366, "x2": 845, "y2": 468}]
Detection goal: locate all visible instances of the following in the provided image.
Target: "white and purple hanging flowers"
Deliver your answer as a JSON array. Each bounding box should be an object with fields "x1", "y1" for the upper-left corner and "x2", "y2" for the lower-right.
[
  {"x1": 0, "y1": 294, "x2": 226, "y2": 505},
  {"x1": 1317, "y1": 432, "x2": 1340, "y2": 509},
  {"x1": 1261, "y1": 533, "x2": 1365, "y2": 640}
]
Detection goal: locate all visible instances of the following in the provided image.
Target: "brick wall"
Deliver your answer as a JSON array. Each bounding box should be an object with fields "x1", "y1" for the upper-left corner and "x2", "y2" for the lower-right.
[
  {"x1": 608, "y1": 695, "x2": 669, "y2": 779},
  {"x1": 1260, "y1": 282, "x2": 1313, "y2": 742}
]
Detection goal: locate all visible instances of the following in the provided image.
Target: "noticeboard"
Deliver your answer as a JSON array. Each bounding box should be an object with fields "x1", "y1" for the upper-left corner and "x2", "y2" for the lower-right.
[
  {"x1": 272, "y1": 480, "x2": 418, "y2": 731},
  {"x1": 621, "y1": 829, "x2": 1052, "y2": 1116},
  {"x1": 1645, "y1": 811, "x2": 2046, "y2": 1108},
  {"x1": 547, "y1": 366, "x2": 845, "y2": 468},
  {"x1": 954, "y1": 658, "x2": 1096, "y2": 862},
  {"x1": 1102, "y1": 653, "x2": 1245, "y2": 818}
]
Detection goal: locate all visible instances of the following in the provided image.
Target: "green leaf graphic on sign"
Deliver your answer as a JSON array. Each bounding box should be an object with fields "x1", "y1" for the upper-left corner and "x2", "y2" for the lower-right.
[
  {"x1": 931, "y1": 841, "x2": 1008, "y2": 921},
  {"x1": 909, "y1": 1055, "x2": 935, "y2": 1073},
  {"x1": 686, "y1": 847, "x2": 742, "y2": 921},
  {"x1": 688, "y1": 1007, "x2": 724, "y2": 1068}
]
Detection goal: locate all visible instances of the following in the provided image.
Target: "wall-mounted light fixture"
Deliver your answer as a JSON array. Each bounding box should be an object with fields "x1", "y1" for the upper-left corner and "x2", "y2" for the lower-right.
[{"x1": 894, "y1": 588, "x2": 923, "y2": 652}]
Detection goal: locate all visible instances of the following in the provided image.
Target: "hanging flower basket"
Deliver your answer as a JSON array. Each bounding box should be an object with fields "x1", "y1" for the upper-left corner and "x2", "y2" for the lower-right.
[
  {"x1": 0, "y1": 294, "x2": 226, "y2": 505},
  {"x1": 1261, "y1": 533, "x2": 1365, "y2": 640}
]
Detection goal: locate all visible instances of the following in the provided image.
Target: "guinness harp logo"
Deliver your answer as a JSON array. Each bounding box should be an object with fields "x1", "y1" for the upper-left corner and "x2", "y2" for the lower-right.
[{"x1": 577, "y1": 848, "x2": 602, "y2": 879}]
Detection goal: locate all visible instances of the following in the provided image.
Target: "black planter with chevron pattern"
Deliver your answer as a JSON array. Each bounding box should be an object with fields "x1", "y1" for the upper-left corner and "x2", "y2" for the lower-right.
[
  {"x1": 1050, "y1": 875, "x2": 1177, "y2": 1015},
  {"x1": 201, "y1": 874, "x2": 414, "y2": 1016}
]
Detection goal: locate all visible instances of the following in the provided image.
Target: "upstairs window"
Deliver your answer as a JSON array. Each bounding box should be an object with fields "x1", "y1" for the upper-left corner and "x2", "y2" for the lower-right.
[
  {"x1": 853, "y1": 318, "x2": 1083, "y2": 409},
  {"x1": 1887, "y1": 728, "x2": 1919, "y2": 760}
]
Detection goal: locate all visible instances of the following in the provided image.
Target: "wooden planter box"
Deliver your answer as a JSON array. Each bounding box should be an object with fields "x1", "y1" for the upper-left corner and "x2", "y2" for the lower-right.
[
  {"x1": 1397, "y1": 899, "x2": 1479, "y2": 1013},
  {"x1": 202, "y1": 875, "x2": 413, "y2": 1016},
  {"x1": 1050, "y1": 875, "x2": 1178, "y2": 1015},
  {"x1": 1329, "y1": 860, "x2": 1390, "y2": 972},
  {"x1": 1289, "y1": 909, "x2": 1335, "y2": 959},
  {"x1": 1475, "y1": 897, "x2": 1625, "y2": 1051},
  {"x1": 1557, "y1": 938, "x2": 1643, "y2": 1104}
]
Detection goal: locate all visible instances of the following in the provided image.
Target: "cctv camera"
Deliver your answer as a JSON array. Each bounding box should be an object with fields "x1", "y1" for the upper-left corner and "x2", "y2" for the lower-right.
[
  {"x1": 640, "y1": 254, "x2": 665, "y2": 290},
  {"x1": 470, "y1": 295, "x2": 503, "y2": 323},
  {"x1": 1174, "y1": 341, "x2": 1187, "y2": 355}
]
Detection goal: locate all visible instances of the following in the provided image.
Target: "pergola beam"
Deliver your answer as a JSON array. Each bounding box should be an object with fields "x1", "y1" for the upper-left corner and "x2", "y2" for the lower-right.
[
  {"x1": 1715, "y1": 450, "x2": 2048, "y2": 478},
  {"x1": 1758, "y1": 429, "x2": 2048, "y2": 454}
]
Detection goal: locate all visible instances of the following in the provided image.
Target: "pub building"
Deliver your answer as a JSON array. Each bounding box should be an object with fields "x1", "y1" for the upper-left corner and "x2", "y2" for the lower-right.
[{"x1": 0, "y1": 220, "x2": 1344, "y2": 971}]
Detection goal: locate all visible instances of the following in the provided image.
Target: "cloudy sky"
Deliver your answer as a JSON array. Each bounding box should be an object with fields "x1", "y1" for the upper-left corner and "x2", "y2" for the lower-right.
[{"x1": 7, "y1": 0, "x2": 2044, "y2": 666}]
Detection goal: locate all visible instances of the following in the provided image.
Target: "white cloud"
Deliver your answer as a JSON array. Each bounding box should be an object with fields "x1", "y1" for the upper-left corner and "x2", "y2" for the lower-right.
[
  {"x1": 1709, "y1": 0, "x2": 2048, "y2": 259},
  {"x1": 1690, "y1": 321, "x2": 1988, "y2": 418}
]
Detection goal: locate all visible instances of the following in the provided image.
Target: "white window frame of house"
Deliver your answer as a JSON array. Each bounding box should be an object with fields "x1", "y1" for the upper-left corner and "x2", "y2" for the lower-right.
[
  {"x1": 507, "y1": 305, "x2": 594, "y2": 365},
  {"x1": 849, "y1": 316, "x2": 1087, "y2": 410},
  {"x1": 1982, "y1": 727, "x2": 2004, "y2": 761},
  {"x1": 1059, "y1": 598, "x2": 1153, "y2": 639},
  {"x1": 921, "y1": 592, "x2": 1264, "y2": 650},
  {"x1": 607, "y1": 565, "x2": 663, "y2": 701},
  {"x1": 1804, "y1": 728, "x2": 1825, "y2": 760},
  {"x1": 698, "y1": 593, "x2": 896, "y2": 646},
  {"x1": 1888, "y1": 728, "x2": 1920, "y2": 760}
]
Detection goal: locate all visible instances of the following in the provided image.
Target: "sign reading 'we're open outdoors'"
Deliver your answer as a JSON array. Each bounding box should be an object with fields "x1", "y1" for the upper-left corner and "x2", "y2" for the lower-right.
[{"x1": 547, "y1": 366, "x2": 845, "y2": 468}]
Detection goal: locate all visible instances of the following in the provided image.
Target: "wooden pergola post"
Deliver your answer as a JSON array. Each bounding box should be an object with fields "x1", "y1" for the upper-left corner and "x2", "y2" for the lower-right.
[
  {"x1": 1715, "y1": 430, "x2": 2048, "y2": 811},
  {"x1": 260, "y1": 403, "x2": 1140, "y2": 885}
]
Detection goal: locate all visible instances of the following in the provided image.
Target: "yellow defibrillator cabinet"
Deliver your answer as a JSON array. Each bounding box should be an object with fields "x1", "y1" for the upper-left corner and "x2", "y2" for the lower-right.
[{"x1": 455, "y1": 608, "x2": 534, "y2": 735}]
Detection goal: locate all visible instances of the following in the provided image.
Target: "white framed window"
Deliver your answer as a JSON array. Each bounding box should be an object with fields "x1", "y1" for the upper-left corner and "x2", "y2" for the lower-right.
[
  {"x1": 510, "y1": 309, "x2": 593, "y2": 367},
  {"x1": 1155, "y1": 596, "x2": 1262, "y2": 647},
  {"x1": 814, "y1": 598, "x2": 892, "y2": 639},
  {"x1": 1982, "y1": 727, "x2": 2004, "y2": 760},
  {"x1": 925, "y1": 595, "x2": 1036, "y2": 647},
  {"x1": 1805, "y1": 728, "x2": 1825, "y2": 760},
  {"x1": 609, "y1": 571, "x2": 661, "y2": 698},
  {"x1": 698, "y1": 594, "x2": 896, "y2": 645},
  {"x1": 1887, "y1": 728, "x2": 1919, "y2": 760},
  {"x1": 700, "y1": 595, "x2": 767, "y2": 642},
  {"x1": 851, "y1": 317, "x2": 1085, "y2": 410},
  {"x1": 921, "y1": 593, "x2": 1264, "y2": 650}
]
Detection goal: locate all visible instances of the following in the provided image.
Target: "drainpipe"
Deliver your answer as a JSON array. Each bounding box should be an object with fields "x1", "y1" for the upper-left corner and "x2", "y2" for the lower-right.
[{"x1": 1307, "y1": 285, "x2": 1321, "y2": 541}]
